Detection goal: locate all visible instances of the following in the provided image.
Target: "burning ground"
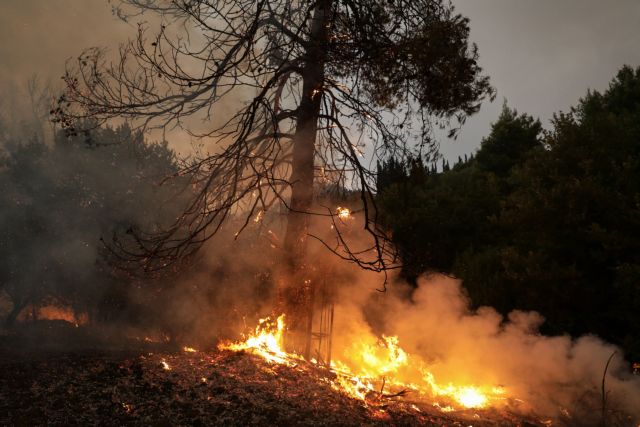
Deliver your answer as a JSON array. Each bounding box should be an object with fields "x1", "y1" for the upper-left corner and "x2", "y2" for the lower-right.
[
  {"x1": 0, "y1": 345, "x2": 546, "y2": 426},
  {"x1": 2, "y1": 274, "x2": 640, "y2": 427},
  {"x1": 1, "y1": 214, "x2": 640, "y2": 425}
]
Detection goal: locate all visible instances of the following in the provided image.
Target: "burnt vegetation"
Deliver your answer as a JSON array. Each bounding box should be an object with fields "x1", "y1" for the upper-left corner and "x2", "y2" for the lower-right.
[{"x1": 1, "y1": 1, "x2": 640, "y2": 426}]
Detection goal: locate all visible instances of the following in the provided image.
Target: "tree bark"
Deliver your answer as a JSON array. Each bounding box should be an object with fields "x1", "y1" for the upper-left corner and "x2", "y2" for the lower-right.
[
  {"x1": 278, "y1": 0, "x2": 332, "y2": 357},
  {"x1": 4, "y1": 295, "x2": 30, "y2": 328}
]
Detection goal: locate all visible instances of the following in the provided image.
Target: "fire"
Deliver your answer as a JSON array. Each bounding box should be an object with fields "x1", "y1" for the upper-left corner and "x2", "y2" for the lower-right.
[
  {"x1": 343, "y1": 335, "x2": 408, "y2": 377},
  {"x1": 219, "y1": 315, "x2": 299, "y2": 365},
  {"x1": 423, "y1": 370, "x2": 499, "y2": 408},
  {"x1": 336, "y1": 206, "x2": 351, "y2": 220},
  {"x1": 183, "y1": 346, "x2": 197, "y2": 353},
  {"x1": 220, "y1": 315, "x2": 508, "y2": 412},
  {"x1": 17, "y1": 304, "x2": 88, "y2": 325},
  {"x1": 456, "y1": 387, "x2": 487, "y2": 408}
]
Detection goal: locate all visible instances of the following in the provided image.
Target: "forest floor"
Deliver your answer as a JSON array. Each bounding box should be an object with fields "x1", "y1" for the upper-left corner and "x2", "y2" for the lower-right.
[{"x1": 0, "y1": 322, "x2": 545, "y2": 426}]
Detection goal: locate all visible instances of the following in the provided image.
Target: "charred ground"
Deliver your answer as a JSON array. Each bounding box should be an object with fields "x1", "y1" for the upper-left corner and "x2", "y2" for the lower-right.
[{"x1": 0, "y1": 324, "x2": 545, "y2": 427}]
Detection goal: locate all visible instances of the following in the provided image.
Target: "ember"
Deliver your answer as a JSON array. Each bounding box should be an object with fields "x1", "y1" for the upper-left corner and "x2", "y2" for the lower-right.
[{"x1": 336, "y1": 206, "x2": 351, "y2": 220}]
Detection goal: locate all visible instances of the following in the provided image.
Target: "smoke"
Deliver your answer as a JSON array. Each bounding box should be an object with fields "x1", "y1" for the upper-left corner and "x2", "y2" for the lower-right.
[
  {"x1": 170, "y1": 204, "x2": 640, "y2": 421},
  {"x1": 2, "y1": 2, "x2": 639, "y2": 410},
  {"x1": 329, "y1": 268, "x2": 640, "y2": 422},
  {"x1": 0, "y1": 1, "x2": 243, "y2": 156},
  {"x1": 0, "y1": 0, "x2": 131, "y2": 86},
  {"x1": 2, "y1": 114, "x2": 638, "y2": 423},
  {"x1": 198, "y1": 208, "x2": 640, "y2": 423},
  {"x1": 144, "y1": 226, "x2": 280, "y2": 346}
]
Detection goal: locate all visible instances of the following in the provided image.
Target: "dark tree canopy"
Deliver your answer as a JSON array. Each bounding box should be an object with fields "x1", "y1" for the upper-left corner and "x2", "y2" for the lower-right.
[
  {"x1": 377, "y1": 65, "x2": 640, "y2": 360},
  {"x1": 474, "y1": 103, "x2": 542, "y2": 176}
]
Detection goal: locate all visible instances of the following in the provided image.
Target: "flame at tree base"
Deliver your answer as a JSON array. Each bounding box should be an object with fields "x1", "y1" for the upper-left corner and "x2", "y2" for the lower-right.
[
  {"x1": 221, "y1": 315, "x2": 298, "y2": 365},
  {"x1": 219, "y1": 315, "x2": 507, "y2": 412}
]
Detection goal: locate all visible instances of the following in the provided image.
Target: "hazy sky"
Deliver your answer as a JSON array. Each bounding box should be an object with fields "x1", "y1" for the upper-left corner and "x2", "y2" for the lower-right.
[
  {"x1": 446, "y1": 0, "x2": 640, "y2": 160},
  {"x1": 1, "y1": 0, "x2": 640, "y2": 160}
]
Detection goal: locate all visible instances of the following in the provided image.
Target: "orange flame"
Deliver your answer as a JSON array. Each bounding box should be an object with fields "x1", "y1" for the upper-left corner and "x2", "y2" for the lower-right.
[
  {"x1": 219, "y1": 315, "x2": 508, "y2": 411},
  {"x1": 219, "y1": 315, "x2": 300, "y2": 365},
  {"x1": 336, "y1": 206, "x2": 351, "y2": 220}
]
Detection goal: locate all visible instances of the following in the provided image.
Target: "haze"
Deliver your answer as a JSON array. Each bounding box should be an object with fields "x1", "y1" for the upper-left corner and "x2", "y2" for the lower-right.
[{"x1": 1, "y1": 0, "x2": 640, "y2": 159}]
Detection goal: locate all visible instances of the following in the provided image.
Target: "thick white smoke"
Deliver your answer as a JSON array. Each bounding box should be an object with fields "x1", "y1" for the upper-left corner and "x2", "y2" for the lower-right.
[{"x1": 331, "y1": 272, "x2": 640, "y2": 423}]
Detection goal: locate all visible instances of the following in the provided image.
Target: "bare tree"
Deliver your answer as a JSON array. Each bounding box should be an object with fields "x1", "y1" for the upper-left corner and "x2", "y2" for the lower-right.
[{"x1": 54, "y1": 0, "x2": 493, "y2": 353}]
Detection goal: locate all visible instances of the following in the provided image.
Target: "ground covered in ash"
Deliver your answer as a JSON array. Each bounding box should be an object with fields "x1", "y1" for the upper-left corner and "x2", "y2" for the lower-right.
[{"x1": 0, "y1": 326, "x2": 542, "y2": 426}]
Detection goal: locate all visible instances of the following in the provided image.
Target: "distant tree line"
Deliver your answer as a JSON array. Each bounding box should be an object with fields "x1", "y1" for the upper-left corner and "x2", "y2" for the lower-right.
[
  {"x1": 3, "y1": 65, "x2": 638, "y2": 358},
  {"x1": 377, "y1": 65, "x2": 640, "y2": 361},
  {"x1": 0, "y1": 108, "x2": 286, "y2": 343},
  {"x1": 0, "y1": 122, "x2": 188, "y2": 329}
]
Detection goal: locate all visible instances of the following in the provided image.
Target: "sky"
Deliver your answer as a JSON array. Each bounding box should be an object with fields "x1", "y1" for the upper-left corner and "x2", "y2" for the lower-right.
[
  {"x1": 1, "y1": 0, "x2": 640, "y2": 160},
  {"x1": 446, "y1": 0, "x2": 640, "y2": 160}
]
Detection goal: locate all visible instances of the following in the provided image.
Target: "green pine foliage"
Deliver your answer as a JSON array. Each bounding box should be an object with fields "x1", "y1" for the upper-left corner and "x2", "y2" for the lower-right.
[{"x1": 377, "y1": 66, "x2": 640, "y2": 360}]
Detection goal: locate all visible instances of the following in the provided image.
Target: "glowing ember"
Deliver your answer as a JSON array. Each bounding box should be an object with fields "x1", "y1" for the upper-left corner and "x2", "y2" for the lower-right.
[
  {"x1": 220, "y1": 315, "x2": 509, "y2": 411},
  {"x1": 18, "y1": 304, "x2": 88, "y2": 325},
  {"x1": 183, "y1": 346, "x2": 197, "y2": 353},
  {"x1": 161, "y1": 359, "x2": 171, "y2": 370},
  {"x1": 433, "y1": 402, "x2": 455, "y2": 412},
  {"x1": 336, "y1": 206, "x2": 351, "y2": 220}
]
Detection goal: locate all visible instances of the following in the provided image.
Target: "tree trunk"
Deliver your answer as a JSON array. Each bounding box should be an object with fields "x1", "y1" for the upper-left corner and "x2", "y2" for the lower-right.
[
  {"x1": 278, "y1": 0, "x2": 331, "y2": 357},
  {"x1": 5, "y1": 295, "x2": 30, "y2": 328}
]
